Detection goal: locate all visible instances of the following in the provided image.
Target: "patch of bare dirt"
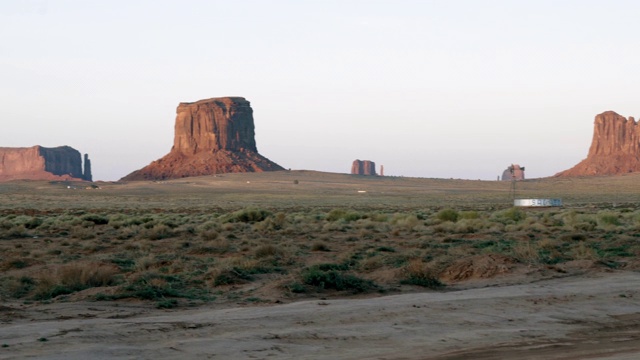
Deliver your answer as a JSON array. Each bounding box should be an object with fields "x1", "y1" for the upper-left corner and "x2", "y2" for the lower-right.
[{"x1": 440, "y1": 254, "x2": 518, "y2": 282}]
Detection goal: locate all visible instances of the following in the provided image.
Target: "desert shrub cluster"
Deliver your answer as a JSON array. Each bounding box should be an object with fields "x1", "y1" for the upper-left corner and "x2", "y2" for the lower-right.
[{"x1": 1, "y1": 205, "x2": 639, "y2": 308}]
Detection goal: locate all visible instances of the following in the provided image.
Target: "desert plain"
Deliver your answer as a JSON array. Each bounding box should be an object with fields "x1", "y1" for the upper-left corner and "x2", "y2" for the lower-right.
[{"x1": 1, "y1": 170, "x2": 640, "y2": 359}]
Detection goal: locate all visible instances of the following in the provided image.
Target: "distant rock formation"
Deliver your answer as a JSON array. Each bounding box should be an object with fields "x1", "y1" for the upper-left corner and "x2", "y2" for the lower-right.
[
  {"x1": 0, "y1": 146, "x2": 92, "y2": 181},
  {"x1": 501, "y1": 164, "x2": 525, "y2": 181},
  {"x1": 351, "y1": 160, "x2": 377, "y2": 176},
  {"x1": 83, "y1": 154, "x2": 92, "y2": 182},
  {"x1": 556, "y1": 111, "x2": 640, "y2": 176},
  {"x1": 121, "y1": 97, "x2": 284, "y2": 181}
]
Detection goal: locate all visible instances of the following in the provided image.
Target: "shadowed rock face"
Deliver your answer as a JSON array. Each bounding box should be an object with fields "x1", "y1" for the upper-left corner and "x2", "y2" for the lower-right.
[
  {"x1": 121, "y1": 97, "x2": 283, "y2": 181},
  {"x1": 0, "y1": 146, "x2": 91, "y2": 181},
  {"x1": 556, "y1": 111, "x2": 640, "y2": 177},
  {"x1": 83, "y1": 154, "x2": 92, "y2": 182},
  {"x1": 351, "y1": 160, "x2": 377, "y2": 176}
]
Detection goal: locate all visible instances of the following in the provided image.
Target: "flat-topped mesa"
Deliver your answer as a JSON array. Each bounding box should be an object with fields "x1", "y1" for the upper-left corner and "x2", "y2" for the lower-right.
[
  {"x1": 351, "y1": 160, "x2": 377, "y2": 176},
  {"x1": 121, "y1": 97, "x2": 284, "y2": 181},
  {"x1": 556, "y1": 111, "x2": 640, "y2": 177},
  {"x1": 173, "y1": 97, "x2": 257, "y2": 154},
  {"x1": 0, "y1": 146, "x2": 92, "y2": 182}
]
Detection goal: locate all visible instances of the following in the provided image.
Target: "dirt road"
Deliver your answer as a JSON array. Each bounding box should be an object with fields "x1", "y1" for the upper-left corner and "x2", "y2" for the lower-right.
[{"x1": 1, "y1": 271, "x2": 639, "y2": 359}]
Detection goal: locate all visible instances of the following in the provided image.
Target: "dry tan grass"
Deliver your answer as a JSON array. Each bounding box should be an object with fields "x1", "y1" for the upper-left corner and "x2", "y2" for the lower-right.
[{"x1": 0, "y1": 171, "x2": 639, "y2": 306}]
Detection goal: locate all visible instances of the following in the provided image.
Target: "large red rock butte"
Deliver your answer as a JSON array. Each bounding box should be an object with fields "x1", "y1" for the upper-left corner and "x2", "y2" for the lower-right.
[
  {"x1": 121, "y1": 97, "x2": 284, "y2": 181},
  {"x1": 351, "y1": 160, "x2": 377, "y2": 176},
  {"x1": 556, "y1": 111, "x2": 640, "y2": 177},
  {"x1": 0, "y1": 146, "x2": 92, "y2": 182}
]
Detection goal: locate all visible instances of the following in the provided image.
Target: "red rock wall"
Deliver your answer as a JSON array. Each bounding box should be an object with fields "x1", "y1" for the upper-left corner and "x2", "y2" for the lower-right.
[
  {"x1": 173, "y1": 97, "x2": 257, "y2": 154},
  {"x1": 587, "y1": 111, "x2": 640, "y2": 156},
  {"x1": 556, "y1": 111, "x2": 640, "y2": 176},
  {"x1": 0, "y1": 146, "x2": 46, "y2": 178}
]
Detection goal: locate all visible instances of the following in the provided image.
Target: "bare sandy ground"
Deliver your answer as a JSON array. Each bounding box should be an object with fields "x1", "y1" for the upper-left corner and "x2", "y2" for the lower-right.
[{"x1": 1, "y1": 271, "x2": 639, "y2": 360}]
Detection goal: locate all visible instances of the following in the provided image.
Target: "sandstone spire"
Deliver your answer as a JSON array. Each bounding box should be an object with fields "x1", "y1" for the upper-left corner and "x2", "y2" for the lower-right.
[{"x1": 83, "y1": 154, "x2": 92, "y2": 181}]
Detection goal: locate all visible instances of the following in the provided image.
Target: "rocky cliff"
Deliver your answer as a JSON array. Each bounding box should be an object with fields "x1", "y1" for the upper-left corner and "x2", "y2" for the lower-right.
[
  {"x1": 556, "y1": 111, "x2": 640, "y2": 177},
  {"x1": 121, "y1": 97, "x2": 283, "y2": 181},
  {"x1": 0, "y1": 146, "x2": 91, "y2": 181},
  {"x1": 351, "y1": 160, "x2": 377, "y2": 176}
]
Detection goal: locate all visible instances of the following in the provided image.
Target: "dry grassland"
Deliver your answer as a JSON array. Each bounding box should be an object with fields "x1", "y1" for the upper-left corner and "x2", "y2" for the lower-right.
[{"x1": 1, "y1": 170, "x2": 640, "y2": 309}]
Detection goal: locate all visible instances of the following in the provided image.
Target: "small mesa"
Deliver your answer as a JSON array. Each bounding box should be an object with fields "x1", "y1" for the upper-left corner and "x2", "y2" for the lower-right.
[{"x1": 351, "y1": 160, "x2": 377, "y2": 176}]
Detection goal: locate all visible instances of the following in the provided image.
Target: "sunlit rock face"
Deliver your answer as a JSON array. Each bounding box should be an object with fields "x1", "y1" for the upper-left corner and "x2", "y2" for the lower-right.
[
  {"x1": 121, "y1": 97, "x2": 283, "y2": 181},
  {"x1": 557, "y1": 111, "x2": 640, "y2": 177}
]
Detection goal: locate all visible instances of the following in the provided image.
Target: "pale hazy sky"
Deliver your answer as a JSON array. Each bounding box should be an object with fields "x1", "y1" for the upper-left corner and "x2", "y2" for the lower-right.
[{"x1": 2, "y1": 0, "x2": 639, "y2": 181}]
